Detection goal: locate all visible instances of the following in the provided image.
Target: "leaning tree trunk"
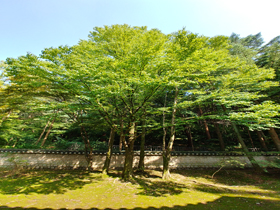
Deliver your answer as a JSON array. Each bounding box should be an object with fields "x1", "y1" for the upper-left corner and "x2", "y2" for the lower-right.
[
  {"x1": 221, "y1": 105, "x2": 262, "y2": 171},
  {"x1": 41, "y1": 117, "x2": 56, "y2": 147},
  {"x1": 102, "y1": 127, "x2": 115, "y2": 174},
  {"x1": 268, "y1": 128, "x2": 280, "y2": 151},
  {"x1": 122, "y1": 122, "x2": 136, "y2": 180},
  {"x1": 232, "y1": 123, "x2": 262, "y2": 171},
  {"x1": 35, "y1": 119, "x2": 50, "y2": 145},
  {"x1": 163, "y1": 87, "x2": 178, "y2": 180},
  {"x1": 138, "y1": 110, "x2": 146, "y2": 172}
]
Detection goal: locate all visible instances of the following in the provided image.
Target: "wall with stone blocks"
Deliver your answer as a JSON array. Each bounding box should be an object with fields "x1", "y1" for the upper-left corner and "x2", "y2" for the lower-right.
[{"x1": 0, "y1": 149, "x2": 279, "y2": 170}]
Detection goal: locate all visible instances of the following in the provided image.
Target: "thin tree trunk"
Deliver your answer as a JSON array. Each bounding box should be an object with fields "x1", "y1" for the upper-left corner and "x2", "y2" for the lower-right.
[
  {"x1": 102, "y1": 127, "x2": 115, "y2": 174},
  {"x1": 257, "y1": 131, "x2": 268, "y2": 151},
  {"x1": 138, "y1": 110, "x2": 146, "y2": 171},
  {"x1": 35, "y1": 119, "x2": 50, "y2": 145},
  {"x1": 41, "y1": 117, "x2": 56, "y2": 147},
  {"x1": 163, "y1": 87, "x2": 178, "y2": 180},
  {"x1": 122, "y1": 121, "x2": 135, "y2": 180},
  {"x1": 80, "y1": 125, "x2": 94, "y2": 169},
  {"x1": 198, "y1": 106, "x2": 211, "y2": 140},
  {"x1": 119, "y1": 118, "x2": 124, "y2": 152},
  {"x1": 214, "y1": 123, "x2": 225, "y2": 151},
  {"x1": 162, "y1": 92, "x2": 167, "y2": 152},
  {"x1": 185, "y1": 126, "x2": 194, "y2": 151},
  {"x1": 268, "y1": 127, "x2": 280, "y2": 151},
  {"x1": 247, "y1": 128, "x2": 255, "y2": 148}
]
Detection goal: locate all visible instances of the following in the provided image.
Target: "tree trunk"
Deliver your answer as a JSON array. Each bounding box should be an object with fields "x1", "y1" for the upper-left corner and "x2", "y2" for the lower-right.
[
  {"x1": 35, "y1": 119, "x2": 50, "y2": 145},
  {"x1": 162, "y1": 87, "x2": 178, "y2": 180},
  {"x1": 221, "y1": 105, "x2": 262, "y2": 171},
  {"x1": 232, "y1": 123, "x2": 262, "y2": 170},
  {"x1": 268, "y1": 127, "x2": 280, "y2": 151},
  {"x1": 214, "y1": 123, "x2": 225, "y2": 151},
  {"x1": 198, "y1": 106, "x2": 211, "y2": 140},
  {"x1": 122, "y1": 122, "x2": 135, "y2": 180},
  {"x1": 232, "y1": 123, "x2": 249, "y2": 153},
  {"x1": 247, "y1": 128, "x2": 255, "y2": 148},
  {"x1": 119, "y1": 118, "x2": 124, "y2": 152},
  {"x1": 41, "y1": 117, "x2": 56, "y2": 147},
  {"x1": 138, "y1": 110, "x2": 146, "y2": 172},
  {"x1": 162, "y1": 149, "x2": 171, "y2": 180},
  {"x1": 256, "y1": 131, "x2": 268, "y2": 151},
  {"x1": 81, "y1": 126, "x2": 93, "y2": 169},
  {"x1": 185, "y1": 126, "x2": 194, "y2": 151},
  {"x1": 102, "y1": 128, "x2": 115, "y2": 174}
]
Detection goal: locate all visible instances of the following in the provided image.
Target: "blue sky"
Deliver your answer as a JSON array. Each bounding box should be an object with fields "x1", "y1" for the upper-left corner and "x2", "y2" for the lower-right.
[{"x1": 1, "y1": 0, "x2": 279, "y2": 61}]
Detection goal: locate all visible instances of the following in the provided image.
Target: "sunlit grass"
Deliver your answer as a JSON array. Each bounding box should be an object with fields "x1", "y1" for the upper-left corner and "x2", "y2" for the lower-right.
[{"x1": 0, "y1": 169, "x2": 279, "y2": 209}]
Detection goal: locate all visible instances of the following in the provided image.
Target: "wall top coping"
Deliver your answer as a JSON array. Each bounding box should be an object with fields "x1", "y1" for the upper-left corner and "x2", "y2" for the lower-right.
[{"x1": 0, "y1": 149, "x2": 279, "y2": 156}]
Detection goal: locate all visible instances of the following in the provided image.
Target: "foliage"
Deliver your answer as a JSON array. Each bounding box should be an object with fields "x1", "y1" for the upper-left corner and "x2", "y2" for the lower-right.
[{"x1": 1, "y1": 25, "x2": 280, "y2": 179}]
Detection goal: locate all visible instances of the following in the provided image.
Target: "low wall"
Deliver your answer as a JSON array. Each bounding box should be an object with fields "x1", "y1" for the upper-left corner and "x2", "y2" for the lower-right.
[{"x1": 0, "y1": 149, "x2": 279, "y2": 170}]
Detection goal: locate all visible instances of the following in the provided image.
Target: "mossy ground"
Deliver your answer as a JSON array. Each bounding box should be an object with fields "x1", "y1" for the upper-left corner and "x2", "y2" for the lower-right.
[{"x1": 0, "y1": 169, "x2": 279, "y2": 209}]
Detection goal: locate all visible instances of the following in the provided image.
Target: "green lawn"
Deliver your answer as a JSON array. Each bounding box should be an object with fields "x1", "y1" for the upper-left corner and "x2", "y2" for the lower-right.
[{"x1": 0, "y1": 169, "x2": 279, "y2": 210}]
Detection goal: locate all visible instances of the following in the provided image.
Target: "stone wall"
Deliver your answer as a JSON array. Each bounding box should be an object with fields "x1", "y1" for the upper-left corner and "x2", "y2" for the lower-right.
[{"x1": 0, "y1": 149, "x2": 279, "y2": 170}]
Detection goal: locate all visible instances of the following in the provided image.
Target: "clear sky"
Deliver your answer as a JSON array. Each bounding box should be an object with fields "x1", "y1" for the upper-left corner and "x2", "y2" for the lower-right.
[{"x1": 1, "y1": 0, "x2": 279, "y2": 61}]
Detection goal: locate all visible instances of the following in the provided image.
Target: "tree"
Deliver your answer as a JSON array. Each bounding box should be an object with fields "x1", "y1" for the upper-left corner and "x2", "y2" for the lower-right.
[{"x1": 17, "y1": 25, "x2": 169, "y2": 179}]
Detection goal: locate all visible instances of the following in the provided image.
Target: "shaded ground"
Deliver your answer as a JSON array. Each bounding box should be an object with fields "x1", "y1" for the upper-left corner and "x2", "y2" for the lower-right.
[{"x1": 0, "y1": 169, "x2": 279, "y2": 209}]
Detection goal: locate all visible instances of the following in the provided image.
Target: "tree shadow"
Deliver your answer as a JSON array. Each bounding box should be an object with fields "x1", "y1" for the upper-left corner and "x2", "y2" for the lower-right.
[
  {"x1": 1, "y1": 196, "x2": 280, "y2": 209},
  {"x1": 175, "y1": 169, "x2": 280, "y2": 200},
  {"x1": 133, "y1": 177, "x2": 187, "y2": 197},
  {"x1": 128, "y1": 170, "x2": 187, "y2": 197},
  {"x1": 0, "y1": 170, "x2": 103, "y2": 195},
  {"x1": 106, "y1": 169, "x2": 186, "y2": 197}
]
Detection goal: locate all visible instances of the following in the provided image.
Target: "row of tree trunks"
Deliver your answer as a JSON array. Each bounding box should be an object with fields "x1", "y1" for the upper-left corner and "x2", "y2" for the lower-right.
[
  {"x1": 92, "y1": 103, "x2": 280, "y2": 179},
  {"x1": 199, "y1": 105, "x2": 226, "y2": 151}
]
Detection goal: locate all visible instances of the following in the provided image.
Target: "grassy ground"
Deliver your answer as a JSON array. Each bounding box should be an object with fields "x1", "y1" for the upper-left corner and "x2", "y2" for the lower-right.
[{"x1": 0, "y1": 168, "x2": 279, "y2": 210}]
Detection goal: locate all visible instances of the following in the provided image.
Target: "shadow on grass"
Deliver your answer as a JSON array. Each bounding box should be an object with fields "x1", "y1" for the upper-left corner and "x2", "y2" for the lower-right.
[
  {"x1": 175, "y1": 169, "x2": 280, "y2": 199},
  {"x1": 0, "y1": 170, "x2": 103, "y2": 195},
  {"x1": 175, "y1": 169, "x2": 280, "y2": 186},
  {"x1": 132, "y1": 177, "x2": 186, "y2": 197},
  {"x1": 1, "y1": 196, "x2": 280, "y2": 209},
  {"x1": 107, "y1": 170, "x2": 187, "y2": 197}
]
